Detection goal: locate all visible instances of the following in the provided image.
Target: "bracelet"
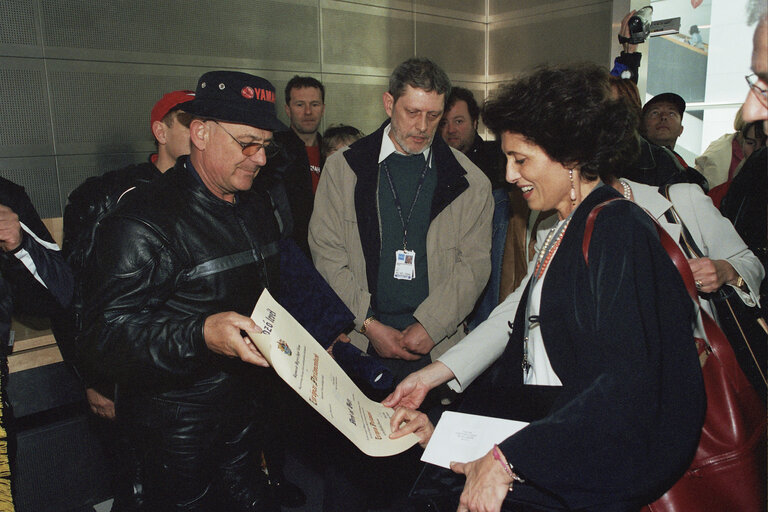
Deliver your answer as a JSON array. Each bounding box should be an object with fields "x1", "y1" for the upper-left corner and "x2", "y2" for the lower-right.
[
  {"x1": 360, "y1": 316, "x2": 376, "y2": 334},
  {"x1": 492, "y1": 444, "x2": 525, "y2": 491}
]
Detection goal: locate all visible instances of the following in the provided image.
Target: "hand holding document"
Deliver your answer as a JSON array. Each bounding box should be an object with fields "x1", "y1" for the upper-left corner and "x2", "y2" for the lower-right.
[
  {"x1": 247, "y1": 289, "x2": 419, "y2": 457},
  {"x1": 421, "y1": 411, "x2": 528, "y2": 469}
]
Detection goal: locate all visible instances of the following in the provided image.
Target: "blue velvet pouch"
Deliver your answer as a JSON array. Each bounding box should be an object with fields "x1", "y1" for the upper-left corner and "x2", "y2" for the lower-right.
[{"x1": 276, "y1": 238, "x2": 392, "y2": 389}]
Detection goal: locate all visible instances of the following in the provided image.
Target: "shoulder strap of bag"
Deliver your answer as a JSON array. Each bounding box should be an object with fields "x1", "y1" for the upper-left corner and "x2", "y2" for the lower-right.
[
  {"x1": 659, "y1": 184, "x2": 705, "y2": 259},
  {"x1": 582, "y1": 199, "x2": 746, "y2": 382},
  {"x1": 660, "y1": 186, "x2": 768, "y2": 388}
]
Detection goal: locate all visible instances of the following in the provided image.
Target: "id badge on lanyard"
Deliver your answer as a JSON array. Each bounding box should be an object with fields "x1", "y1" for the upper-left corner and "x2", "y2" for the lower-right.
[
  {"x1": 383, "y1": 152, "x2": 431, "y2": 281},
  {"x1": 394, "y1": 249, "x2": 416, "y2": 280}
]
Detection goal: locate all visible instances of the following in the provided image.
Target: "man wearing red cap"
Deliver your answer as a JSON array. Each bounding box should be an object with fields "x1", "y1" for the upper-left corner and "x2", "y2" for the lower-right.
[
  {"x1": 53, "y1": 89, "x2": 193, "y2": 510},
  {"x1": 78, "y1": 71, "x2": 286, "y2": 511},
  {"x1": 60, "y1": 89, "x2": 195, "y2": 417}
]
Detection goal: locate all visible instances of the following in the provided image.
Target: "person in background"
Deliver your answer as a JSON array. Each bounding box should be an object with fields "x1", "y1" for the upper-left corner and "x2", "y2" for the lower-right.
[
  {"x1": 695, "y1": 108, "x2": 747, "y2": 190},
  {"x1": 53, "y1": 90, "x2": 194, "y2": 511},
  {"x1": 607, "y1": 77, "x2": 707, "y2": 190},
  {"x1": 258, "y1": 76, "x2": 325, "y2": 256},
  {"x1": 0, "y1": 177, "x2": 74, "y2": 509},
  {"x1": 689, "y1": 25, "x2": 705, "y2": 49},
  {"x1": 439, "y1": 86, "x2": 504, "y2": 188},
  {"x1": 439, "y1": 87, "x2": 527, "y2": 330},
  {"x1": 61, "y1": 89, "x2": 195, "y2": 420},
  {"x1": 321, "y1": 124, "x2": 364, "y2": 160},
  {"x1": 708, "y1": 120, "x2": 766, "y2": 208}
]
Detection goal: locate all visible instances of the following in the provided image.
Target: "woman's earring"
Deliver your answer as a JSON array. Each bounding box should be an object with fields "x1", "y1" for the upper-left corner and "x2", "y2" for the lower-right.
[{"x1": 569, "y1": 169, "x2": 576, "y2": 206}]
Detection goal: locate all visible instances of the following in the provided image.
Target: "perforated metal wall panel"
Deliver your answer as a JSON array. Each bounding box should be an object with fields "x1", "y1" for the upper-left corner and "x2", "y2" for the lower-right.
[
  {"x1": 0, "y1": 157, "x2": 61, "y2": 218},
  {"x1": 39, "y1": 0, "x2": 321, "y2": 68},
  {"x1": 324, "y1": 78, "x2": 390, "y2": 135},
  {"x1": 0, "y1": 0, "x2": 38, "y2": 47},
  {"x1": 45, "y1": 61, "x2": 199, "y2": 155},
  {"x1": 489, "y1": 4, "x2": 612, "y2": 81},
  {"x1": 416, "y1": 17, "x2": 485, "y2": 81},
  {"x1": 322, "y1": 5, "x2": 414, "y2": 74},
  {"x1": 0, "y1": 58, "x2": 54, "y2": 158}
]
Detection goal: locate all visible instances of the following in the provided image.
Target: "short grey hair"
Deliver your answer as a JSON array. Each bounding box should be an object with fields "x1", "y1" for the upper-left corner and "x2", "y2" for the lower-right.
[{"x1": 388, "y1": 57, "x2": 452, "y2": 104}]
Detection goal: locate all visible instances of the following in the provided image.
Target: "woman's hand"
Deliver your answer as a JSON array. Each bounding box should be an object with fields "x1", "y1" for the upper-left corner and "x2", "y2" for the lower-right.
[
  {"x1": 389, "y1": 407, "x2": 434, "y2": 448},
  {"x1": 382, "y1": 361, "x2": 455, "y2": 409},
  {"x1": 688, "y1": 258, "x2": 739, "y2": 293},
  {"x1": 451, "y1": 448, "x2": 513, "y2": 512}
]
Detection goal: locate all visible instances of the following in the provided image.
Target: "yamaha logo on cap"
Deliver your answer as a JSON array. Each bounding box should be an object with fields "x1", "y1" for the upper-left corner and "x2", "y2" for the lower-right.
[{"x1": 182, "y1": 70, "x2": 286, "y2": 131}]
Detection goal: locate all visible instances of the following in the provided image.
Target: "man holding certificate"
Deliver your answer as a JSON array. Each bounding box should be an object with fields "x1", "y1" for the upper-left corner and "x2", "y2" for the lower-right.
[{"x1": 78, "y1": 71, "x2": 286, "y2": 512}]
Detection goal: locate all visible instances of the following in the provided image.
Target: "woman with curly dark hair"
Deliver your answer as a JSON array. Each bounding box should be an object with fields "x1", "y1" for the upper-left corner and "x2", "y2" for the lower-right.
[{"x1": 389, "y1": 63, "x2": 705, "y2": 511}]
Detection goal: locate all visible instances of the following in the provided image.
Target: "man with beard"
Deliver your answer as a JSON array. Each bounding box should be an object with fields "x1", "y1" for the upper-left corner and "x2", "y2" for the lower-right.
[{"x1": 308, "y1": 57, "x2": 492, "y2": 511}]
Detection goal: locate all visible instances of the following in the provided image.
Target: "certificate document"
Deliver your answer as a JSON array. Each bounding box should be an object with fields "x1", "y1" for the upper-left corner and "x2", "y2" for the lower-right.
[
  {"x1": 421, "y1": 411, "x2": 528, "y2": 469},
  {"x1": 248, "y1": 289, "x2": 419, "y2": 457}
]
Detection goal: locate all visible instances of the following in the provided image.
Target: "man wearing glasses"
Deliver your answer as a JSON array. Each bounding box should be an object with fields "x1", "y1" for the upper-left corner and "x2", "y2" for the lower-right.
[
  {"x1": 720, "y1": 7, "x2": 768, "y2": 329},
  {"x1": 78, "y1": 71, "x2": 285, "y2": 511},
  {"x1": 743, "y1": 13, "x2": 768, "y2": 130}
]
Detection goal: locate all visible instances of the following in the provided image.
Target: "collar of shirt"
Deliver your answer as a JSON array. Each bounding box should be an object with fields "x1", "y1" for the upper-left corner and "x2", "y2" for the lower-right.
[{"x1": 378, "y1": 123, "x2": 432, "y2": 164}]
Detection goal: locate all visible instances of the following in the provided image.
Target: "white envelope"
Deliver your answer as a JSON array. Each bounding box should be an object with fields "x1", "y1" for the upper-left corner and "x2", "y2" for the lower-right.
[{"x1": 421, "y1": 411, "x2": 528, "y2": 469}]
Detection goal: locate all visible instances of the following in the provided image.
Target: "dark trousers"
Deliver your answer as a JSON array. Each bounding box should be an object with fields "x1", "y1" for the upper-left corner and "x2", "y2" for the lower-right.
[
  {"x1": 117, "y1": 375, "x2": 277, "y2": 512},
  {"x1": 322, "y1": 349, "x2": 443, "y2": 511}
]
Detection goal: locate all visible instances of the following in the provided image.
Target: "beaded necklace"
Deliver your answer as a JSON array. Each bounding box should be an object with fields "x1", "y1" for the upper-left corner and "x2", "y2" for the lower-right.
[
  {"x1": 522, "y1": 212, "x2": 574, "y2": 375},
  {"x1": 533, "y1": 218, "x2": 571, "y2": 279}
]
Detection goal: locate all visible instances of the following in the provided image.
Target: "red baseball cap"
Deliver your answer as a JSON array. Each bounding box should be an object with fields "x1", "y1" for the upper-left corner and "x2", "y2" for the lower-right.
[{"x1": 150, "y1": 90, "x2": 195, "y2": 129}]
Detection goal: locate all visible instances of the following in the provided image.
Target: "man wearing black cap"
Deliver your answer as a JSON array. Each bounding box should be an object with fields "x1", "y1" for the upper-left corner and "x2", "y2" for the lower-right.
[
  {"x1": 78, "y1": 71, "x2": 285, "y2": 511},
  {"x1": 642, "y1": 92, "x2": 687, "y2": 152},
  {"x1": 641, "y1": 92, "x2": 710, "y2": 190}
]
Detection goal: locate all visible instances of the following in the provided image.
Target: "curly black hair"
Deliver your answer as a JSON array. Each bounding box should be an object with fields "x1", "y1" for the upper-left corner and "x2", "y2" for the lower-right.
[{"x1": 483, "y1": 63, "x2": 639, "y2": 182}]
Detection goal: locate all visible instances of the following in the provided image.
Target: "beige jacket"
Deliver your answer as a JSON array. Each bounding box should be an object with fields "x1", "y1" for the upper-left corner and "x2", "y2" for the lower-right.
[{"x1": 308, "y1": 124, "x2": 493, "y2": 359}]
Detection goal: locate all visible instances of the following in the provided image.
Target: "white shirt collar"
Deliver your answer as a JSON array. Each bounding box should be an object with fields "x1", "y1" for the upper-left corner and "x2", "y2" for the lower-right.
[{"x1": 378, "y1": 123, "x2": 432, "y2": 164}]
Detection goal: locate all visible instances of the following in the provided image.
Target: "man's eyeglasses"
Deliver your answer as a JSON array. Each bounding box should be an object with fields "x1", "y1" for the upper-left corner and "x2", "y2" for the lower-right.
[
  {"x1": 745, "y1": 73, "x2": 768, "y2": 108},
  {"x1": 214, "y1": 121, "x2": 280, "y2": 158}
]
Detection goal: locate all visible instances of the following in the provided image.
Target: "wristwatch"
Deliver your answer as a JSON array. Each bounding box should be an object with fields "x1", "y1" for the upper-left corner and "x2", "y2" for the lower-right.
[{"x1": 734, "y1": 275, "x2": 747, "y2": 291}]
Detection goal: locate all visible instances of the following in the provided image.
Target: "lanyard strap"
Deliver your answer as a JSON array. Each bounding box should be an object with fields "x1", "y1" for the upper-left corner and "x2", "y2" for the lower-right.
[{"x1": 381, "y1": 154, "x2": 431, "y2": 250}]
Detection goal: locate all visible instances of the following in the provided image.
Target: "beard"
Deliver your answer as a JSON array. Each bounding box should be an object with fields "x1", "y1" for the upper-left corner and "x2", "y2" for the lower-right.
[{"x1": 391, "y1": 125, "x2": 433, "y2": 155}]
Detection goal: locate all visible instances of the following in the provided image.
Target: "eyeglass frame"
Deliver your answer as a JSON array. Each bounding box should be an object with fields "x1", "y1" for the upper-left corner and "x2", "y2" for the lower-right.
[
  {"x1": 745, "y1": 73, "x2": 768, "y2": 108},
  {"x1": 212, "y1": 120, "x2": 280, "y2": 158}
]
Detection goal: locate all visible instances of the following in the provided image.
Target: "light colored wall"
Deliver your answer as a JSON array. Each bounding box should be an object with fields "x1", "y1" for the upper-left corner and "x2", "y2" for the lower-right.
[{"x1": 0, "y1": 0, "x2": 611, "y2": 217}]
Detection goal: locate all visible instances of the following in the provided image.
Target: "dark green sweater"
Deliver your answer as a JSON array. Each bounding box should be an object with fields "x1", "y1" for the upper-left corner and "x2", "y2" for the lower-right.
[{"x1": 374, "y1": 153, "x2": 436, "y2": 329}]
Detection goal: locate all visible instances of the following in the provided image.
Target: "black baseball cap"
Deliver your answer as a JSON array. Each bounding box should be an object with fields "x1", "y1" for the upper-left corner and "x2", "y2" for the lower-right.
[
  {"x1": 182, "y1": 71, "x2": 286, "y2": 132},
  {"x1": 642, "y1": 92, "x2": 686, "y2": 118}
]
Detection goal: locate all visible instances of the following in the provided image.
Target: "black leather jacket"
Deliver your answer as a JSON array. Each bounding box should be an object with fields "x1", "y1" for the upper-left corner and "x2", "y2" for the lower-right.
[
  {"x1": 256, "y1": 129, "x2": 322, "y2": 256},
  {"x1": 63, "y1": 162, "x2": 160, "y2": 281},
  {"x1": 54, "y1": 162, "x2": 161, "y2": 374},
  {"x1": 77, "y1": 158, "x2": 281, "y2": 395},
  {"x1": 465, "y1": 133, "x2": 505, "y2": 190}
]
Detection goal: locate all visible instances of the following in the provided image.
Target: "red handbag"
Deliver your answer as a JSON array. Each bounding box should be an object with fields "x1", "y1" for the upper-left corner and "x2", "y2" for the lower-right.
[{"x1": 584, "y1": 199, "x2": 767, "y2": 512}]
